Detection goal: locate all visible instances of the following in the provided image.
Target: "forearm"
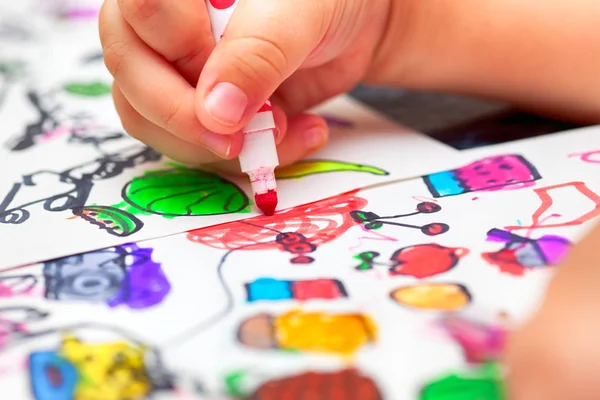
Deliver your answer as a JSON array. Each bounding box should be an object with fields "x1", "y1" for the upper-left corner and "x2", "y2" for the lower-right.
[{"x1": 368, "y1": 0, "x2": 600, "y2": 123}]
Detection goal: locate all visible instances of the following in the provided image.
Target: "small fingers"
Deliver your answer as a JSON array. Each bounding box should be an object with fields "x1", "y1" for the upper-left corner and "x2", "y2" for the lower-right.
[
  {"x1": 100, "y1": 0, "x2": 230, "y2": 153},
  {"x1": 116, "y1": 0, "x2": 214, "y2": 84},
  {"x1": 112, "y1": 83, "x2": 243, "y2": 164},
  {"x1": 275, "y1": 113, "x2": 329, "y2": 166}
]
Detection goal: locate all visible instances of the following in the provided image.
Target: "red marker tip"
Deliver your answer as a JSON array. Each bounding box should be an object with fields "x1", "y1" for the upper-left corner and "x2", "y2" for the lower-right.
[{"x1": 255, "y1": 189, "x2": 278, "y2": 216}]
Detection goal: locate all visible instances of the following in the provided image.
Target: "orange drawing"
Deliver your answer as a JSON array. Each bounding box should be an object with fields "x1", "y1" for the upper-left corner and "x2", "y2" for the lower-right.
[
  {"x1": 390, "y1": 283, "x2": 471, "y2": 311},
  {"x1": 237, "y1": 310, "x2": 376, "y2": 355}
]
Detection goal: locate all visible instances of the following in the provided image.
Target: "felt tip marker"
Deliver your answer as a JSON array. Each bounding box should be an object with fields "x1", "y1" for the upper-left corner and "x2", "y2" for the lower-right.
[{"x1": 205, "y1": 0, "x2": 279, "y2": 216}]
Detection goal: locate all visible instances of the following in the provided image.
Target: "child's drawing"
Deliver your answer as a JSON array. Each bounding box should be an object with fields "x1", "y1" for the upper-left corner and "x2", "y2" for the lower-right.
[
  {"x1": 4, "y1": 89, "x2": 125, "y2": 153},
  {"x1": 223, "y1": 368, "x2": 383, "y2": 399},
  {"x1": 482, "y1": 228, "x2": 571, "y2": 275},
  {"x1": 504, "y1": 181, "x2": 600, "y2": 231},
  {"x1": 6, "y1": 4, "x2": 600, "y2": 398},
  {"x1": 117, "y1": 165, "x2": 251, "y2": 217},
  {"x1": 422, "y1": 154, "x2": 541, "y2": 198},
  {"x1": 390, "y1": 283, "x2": 472, "y2": 311},
  {"x1": 275, "y1": 159, "x2": 389, "y2": 179},
  {"x1": 0, "y1": 144, "x2": 161, "y2": 225},
  {"x1": 187, "y1": 190, "x2": 367, "y2": 263},
  {"x1": 237, "y1": 310, "x2": 377, "y2": 355},
  {"x1": 72, "y1": 206, "x2": 144, "y2": 237},
  {"x1": 244, "y1": 277, "x2": 348, "y2": 303},
  {"x1": 352, "y1": 244, "x2": 468, "y2": 279},
  {"x1": 1, "y1": 243, "x2": 171, "y2": 309},
  {"x1": 63, "y1": 81, "x2": 111, "y2": 97},
  {"x1": 350, "y1": 201, "x2": 449, "y2": 236}
]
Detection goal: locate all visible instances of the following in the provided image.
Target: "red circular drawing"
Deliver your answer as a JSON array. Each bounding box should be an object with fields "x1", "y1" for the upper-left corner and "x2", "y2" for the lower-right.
[
  {"x1": 421, "y1": 223, "x2": 450, "y2": 236},
  {"x1": 417, "y1": 202, "x2": 441, "y2": 214},
  {"x1": 209, "y1": 0, "x2": 236, "y2": 9},
  {"x1": 187, "y1": 190, "x2": 368, "y2": 251}
]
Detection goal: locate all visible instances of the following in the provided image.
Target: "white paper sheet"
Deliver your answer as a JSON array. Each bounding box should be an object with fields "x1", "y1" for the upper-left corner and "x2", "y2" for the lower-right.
[{"x1": 2, "y1": 124, "x2": 600, "y2": 399}]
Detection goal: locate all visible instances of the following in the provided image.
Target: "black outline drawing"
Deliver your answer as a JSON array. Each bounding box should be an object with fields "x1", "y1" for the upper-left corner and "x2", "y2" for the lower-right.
[
  {"x1": 0, "y1": 144, "x2": 161, "y2": 225},
  {"x1": 350, "y1": 201, "x2": 450, "y2": 236},
  {"x1": 4, "y1": 89, "x2": 126, "y2": 153}
]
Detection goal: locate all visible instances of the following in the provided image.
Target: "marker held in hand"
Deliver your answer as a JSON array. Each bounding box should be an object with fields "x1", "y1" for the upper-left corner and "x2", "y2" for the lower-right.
[{"x1": 204, "y1": 0, "x2": 279, "y2": 216}]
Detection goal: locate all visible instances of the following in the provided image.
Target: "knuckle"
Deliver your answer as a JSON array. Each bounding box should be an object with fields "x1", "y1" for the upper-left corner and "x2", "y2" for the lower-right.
[
  {"x1": 102, "y1": 40, "x2": 128, "y2": 78},
  {"x1": 230, "y1": 35, "x2": 289, "y2": 85},
  {"x1": 161, "y1": 97, "x2": 184, "y2": 133}
]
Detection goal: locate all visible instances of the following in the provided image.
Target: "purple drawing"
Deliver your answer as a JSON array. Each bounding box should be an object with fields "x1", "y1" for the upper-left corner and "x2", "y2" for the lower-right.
[
  {"x1": 43, "y1": 243, "x2": 171, "y2": 309},
  {"x1": 481, "y1": 228, "x2": 571, "y2": 276}
]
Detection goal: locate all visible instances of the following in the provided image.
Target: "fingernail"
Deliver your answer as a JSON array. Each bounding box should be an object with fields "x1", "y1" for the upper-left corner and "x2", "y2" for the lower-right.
[
  {"x1": 303, "y1": 127, "x2": 326, "y2": 150},
  {"x1": 204, "y1": 82, "x2": 248, "y2": 126},
  {"x1": 201, "y1": 131, "x2": 232, "y2": 158}
]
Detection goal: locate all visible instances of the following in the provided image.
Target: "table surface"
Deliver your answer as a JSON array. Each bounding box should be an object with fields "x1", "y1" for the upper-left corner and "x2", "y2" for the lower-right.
[{"x1": 350, "y1": 85, "x2": 584, "y2": 151}]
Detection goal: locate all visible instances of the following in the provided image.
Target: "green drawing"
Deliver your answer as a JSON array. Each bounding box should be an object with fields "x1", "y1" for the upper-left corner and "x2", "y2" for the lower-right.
[
  {"x1": 63, "y1": 81, "x2": 112, "y2": 97},
  {"x1": 420, "y1": 363, "x2": 505, "y2": 400},
  {"x1": 223, "y1": 370, "x2": 248, "y2": 398},
  {"x1": 275, "y1": 160, "x2": 389, "y2": 180},
  {"x1": 353, "y1": 251, "x2": 380, "y2": 271},
  {"x1": 121, "y1": 166, "x2": 251, "y2": 217},
  {"x1": 72, "y1": 206, "x2": 144, "y2": 237}
]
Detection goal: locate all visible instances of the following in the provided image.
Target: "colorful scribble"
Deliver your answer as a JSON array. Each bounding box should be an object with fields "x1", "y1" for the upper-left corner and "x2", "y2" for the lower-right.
[
  {"x1": 350, "y1": 202, "x2": 449, "y2": 236},
  {"x1": 390, "y1": 283, "x2": 471, "y2": 311},
  {"x1": 245, "y1": 278, "x2": 347, "y2": 302},
  {"x1": 187, "y1": 190, "x2": 368, "y2": 262},
  {"x1": 43, "y1": 243, "x2": 170, "y2": 309},
  {"x1": 275, "y1": 160, "x2": 389, "y2": 179},
  {"x1": 482, "y1": 228, "x2": 571, "y2": 275},
  {"x1": 63, "y1": 81, "x2": 111, "y2": 97},
  {"x1": 224, "y1": 368, "x2": 383, "y2": 399},
  {"x1": 422, "y1": 154, "x2": 541, "y2": 198},
  {"x1": 419, "y1": 362, "x2": 505, "y2": 400},
  {"x1": 504, "y1": 182, "x2": 600, "y2": 231},
  {"x1": 237, "y1": 310, "x2": 376, "y2": 355},
  {"x1": 438, "y1": 314, "x2": 508, "y2": 364},
  {"x1": 353, "y1": 244, "x2": 468, "y2": 279},
  {"x1": 71, "y1": 206, "x2": 143, "y2": 237},
  {"x1": 120, "y1": 165, "x2": 250, "y2": 217},
  {"x1": 29, "y1": 335, "x2": 153, "y2": 400}
]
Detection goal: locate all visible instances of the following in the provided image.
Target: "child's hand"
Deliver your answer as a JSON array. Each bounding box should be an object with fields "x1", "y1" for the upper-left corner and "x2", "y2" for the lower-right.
[
  {"x1": 506, "y1": 222, "x2": 600, "y2": 400},
  {"x1": 98, "y1": 0, "x2": 393, "y2": 170}
]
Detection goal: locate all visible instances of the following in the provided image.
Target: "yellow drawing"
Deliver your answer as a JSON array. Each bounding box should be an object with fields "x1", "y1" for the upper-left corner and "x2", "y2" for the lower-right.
[
  {"x1": 237, "y1": 310, "x2": 377, "y2": 355},
  {"x1": 275, "y1": 160, "x2": 389, "y2": 179},
  {"x1": 390, "y1": 283, "x2": 471, "y2": 311},
  {"x1": 59, "y1": 334, "x2": 151, "y2": 400}
]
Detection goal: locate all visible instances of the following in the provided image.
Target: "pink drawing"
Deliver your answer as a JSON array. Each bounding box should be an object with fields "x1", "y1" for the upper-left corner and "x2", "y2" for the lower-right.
[
  {"x1": 569, "y1": 150, "x2": 600, "y2": 164},
  {"x1": 423, "y1": 154, "x2": 542, "y2": 198}
]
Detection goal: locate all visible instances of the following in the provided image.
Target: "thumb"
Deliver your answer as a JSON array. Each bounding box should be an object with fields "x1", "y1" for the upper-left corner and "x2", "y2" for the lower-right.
[{"x1": 195, "y1": 0, "x2": 333, "y2": 134}]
